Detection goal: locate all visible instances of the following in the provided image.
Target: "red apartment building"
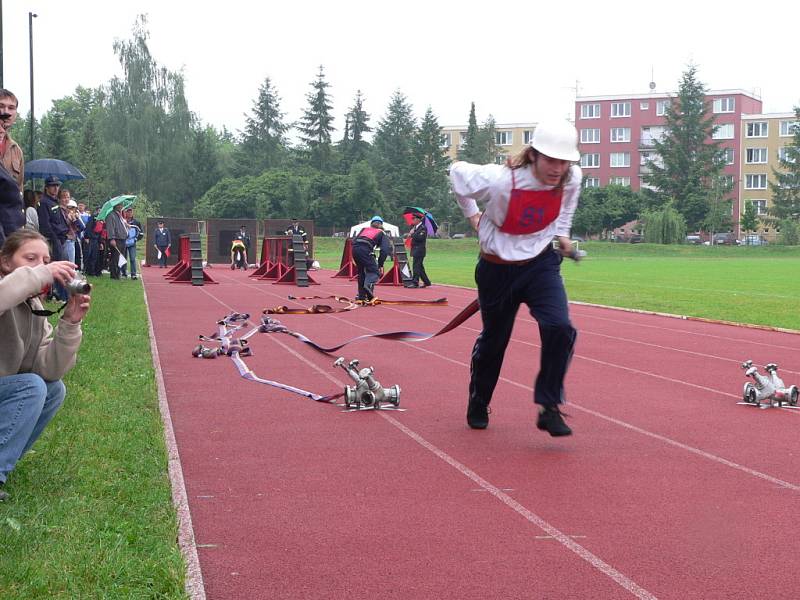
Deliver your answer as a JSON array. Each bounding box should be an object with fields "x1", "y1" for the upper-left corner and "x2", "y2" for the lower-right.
[{"x1": 574, "y1": 90, "x2": 762, "y2": 236}]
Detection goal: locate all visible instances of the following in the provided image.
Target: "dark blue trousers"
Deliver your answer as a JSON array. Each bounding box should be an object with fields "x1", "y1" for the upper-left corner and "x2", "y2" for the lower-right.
[
  {"x1": 469, "y1": 247, "x2": 577, "y2": 409},
  {"x1": 352, "y1": 241, "x2": 380, "y2": 299}
]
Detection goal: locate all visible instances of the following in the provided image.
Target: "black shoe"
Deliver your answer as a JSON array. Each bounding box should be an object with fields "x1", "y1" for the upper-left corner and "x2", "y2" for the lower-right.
[
  {"x1": 422, "y1": 282, "x2": 432, "y2": 287},
  {"x1": 467, "y1": 399, "x2": 490, "y2": 429},
  {"x1": 536, "y1": 405, "x2": 572, "y2": 437},
  {"x1": 406, "y1": 283, "x2": 419, "y2": 288}
]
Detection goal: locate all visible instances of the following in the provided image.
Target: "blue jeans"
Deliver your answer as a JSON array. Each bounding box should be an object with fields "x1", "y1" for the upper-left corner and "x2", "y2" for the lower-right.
[
  {"x1": 121, "y1": 244, "x2": 138, "y2": 277},
  {"x1": 0, "y1": 374, "x2": 66, "y2": 484}
]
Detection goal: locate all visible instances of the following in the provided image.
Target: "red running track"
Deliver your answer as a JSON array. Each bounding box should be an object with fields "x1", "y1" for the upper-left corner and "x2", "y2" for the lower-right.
[{"x1": 143, "y1": 265, "x2": 800, "y2": 600}]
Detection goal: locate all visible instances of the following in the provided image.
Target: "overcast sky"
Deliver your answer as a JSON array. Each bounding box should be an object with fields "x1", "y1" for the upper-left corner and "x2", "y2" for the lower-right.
[{"x1": 4, "y1": 0, "x2": 799, "y2": 136}]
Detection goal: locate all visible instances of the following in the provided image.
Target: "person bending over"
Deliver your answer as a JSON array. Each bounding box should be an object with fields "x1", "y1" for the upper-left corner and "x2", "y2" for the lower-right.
[
  {"x1": 0, "y1": 229, "x2": 91, "y2": 501},
  {"x1": 449, "y1": 120, "x2": 582, "y2": 437},
  {"x1": 352, "y1": 215, "x2": 391, "y2": 301}
]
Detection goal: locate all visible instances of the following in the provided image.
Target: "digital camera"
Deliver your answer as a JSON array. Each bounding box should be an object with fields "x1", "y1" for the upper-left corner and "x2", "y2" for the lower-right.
[{"x1": 66, "y1": 277, "x2": 92, "y2": 295}]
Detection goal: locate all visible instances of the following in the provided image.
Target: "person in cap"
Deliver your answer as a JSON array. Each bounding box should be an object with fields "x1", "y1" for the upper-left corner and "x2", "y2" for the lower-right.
[
  {"x1": 153, "y1": 220, "x2": 171, "y2": 268},
  {"x1": 104, "y1": 200, "x2": 128, "y2": 280},
  {"x1": 404, "y1": 212, "x2": 431, "y2": 288},
  {"x1": 352, "y1": 215, "x2": 392, "y2": 301},
  {"x1": 284, "y1": 218, "x2": 309, "y2": 265},
  {"x1": 449, "y1": 120, "x2": 582, "y2": 437},
  {"x1": 121, "y1": 208, "x2": 143, "y2": 279}
]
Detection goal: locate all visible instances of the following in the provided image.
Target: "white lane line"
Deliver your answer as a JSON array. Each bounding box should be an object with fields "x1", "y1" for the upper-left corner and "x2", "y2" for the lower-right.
[
  {"x1": 142, "y1": 277, "x2": 207, "y2": 600},
  {"x1": 384, "y1": 414, "x2": 658, "y2": 600},
  {"x1": 195, "y1": 286, "x2": 657, "y2": 598}
]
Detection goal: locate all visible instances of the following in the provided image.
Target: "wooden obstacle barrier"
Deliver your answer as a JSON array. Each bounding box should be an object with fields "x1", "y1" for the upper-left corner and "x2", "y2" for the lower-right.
[
  {"x1": 165, "y1": 233, "x2": 217, "y2": 285},
  {"x1": 332, "y1": 237, "x2": 357, "y2": 279}
]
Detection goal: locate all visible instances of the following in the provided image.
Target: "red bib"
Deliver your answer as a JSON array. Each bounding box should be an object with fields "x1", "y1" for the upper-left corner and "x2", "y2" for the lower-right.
[{"x1": 499, "y1": 169, "x2": 562, "y2": 235}]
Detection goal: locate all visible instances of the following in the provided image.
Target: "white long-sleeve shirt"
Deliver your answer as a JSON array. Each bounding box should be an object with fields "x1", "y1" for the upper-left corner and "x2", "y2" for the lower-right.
[{"x1": 450, "y1": 161, "x2": 582, "y2": 261}]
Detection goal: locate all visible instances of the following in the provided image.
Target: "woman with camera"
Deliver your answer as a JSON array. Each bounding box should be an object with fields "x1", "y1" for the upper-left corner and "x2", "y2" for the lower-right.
[{"x1": 0, "y1": 229, "x2": 91, "y2": 501}]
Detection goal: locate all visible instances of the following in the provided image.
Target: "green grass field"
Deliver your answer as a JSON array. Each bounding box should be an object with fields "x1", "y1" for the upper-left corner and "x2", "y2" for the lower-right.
[
  {"x1": 2, "y1": 240, "x2": 798, "y2": 599},
  {"x1": 313, "y1": 238, "x2": 800, "y2": 331}
]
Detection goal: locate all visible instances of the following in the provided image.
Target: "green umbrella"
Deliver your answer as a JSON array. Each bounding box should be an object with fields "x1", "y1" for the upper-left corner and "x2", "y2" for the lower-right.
[{"x1": 98, "y1": 195, "x2": 136, "y2": 220}]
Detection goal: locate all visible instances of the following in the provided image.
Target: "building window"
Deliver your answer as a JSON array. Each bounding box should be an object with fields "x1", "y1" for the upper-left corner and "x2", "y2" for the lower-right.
[
  {"x1": 611, "y1": 102, "x2": 631, "y2": 117},
  {"x1": 523, "y1": 130, "x2": 534, "y2": 144},
  {"x1": 583, "y1": 177, "x2": 600, "y2": 188},
  {"x1": 580, "y1": 153, "x2": 600, "y2": 168},
  {"x1": 440, "y1": 133, "x2": 451, "y2": 148},
  {"x1": 580, "y1": 128, "x2": 600, "y2": 143},
  {"x1": 778, "y1": 146, "x2": 796, "y2": 163},
  {"x1": 459, "y1": 131, "x2": 468, "y2": 147},
  {"x1": 750, "y1": 200, "x2": 767, "y2": 215},
  {"x1": 713, "y1": 123, "x2": 735, "y2": 139},
  {"x1": 580, "y1": 104, "x2": 601, "y2": 119},
  {"x1": 723, "y1": 148, "x2": 735, "y2": 165},
  {"x1": 611, "y1": 127, "x2": 631, "y2": 143},
  {"x1": 745, "y1": 174, "x2": 767, "y2": 189},
  {"x1": 495, "y1": 131, "x2": 513, "y2": 146},
  {"x1": 495, "y1": 154, "x2": 508, "y2": 165},
  {"x1": 640, "y1": 102, "x2": 649, "y2": 110},
  {"x1": 713, "y1": 97, "x2": 735, "y2": 113},
  {"x1": 610, "y1": 152, "x2": 630, "y2": 168},
  {"x1": 721, "y1": 175, "x2": 734, "y2": 190},
  {"x1": 746, "y1": 121, "x2": 768, "y2": 137},
  {"x1": 640, "y1": 151, "x2": 652, "y2": 165},
  {"x1": 746, "y1": 147, "x2": 768, "y2": 164},
  {"x1": 641, "y1": 125, "x2": 665, "y2": 146},
  {"x1": 610, "y1": 176, "x2": 631, "y2": 186},
  {"x1": 779, "y1": 120, "x2": 799, "y2": 136},
  {"x1": 656, "y1": 100, "x2": 669, "y2": 116}
]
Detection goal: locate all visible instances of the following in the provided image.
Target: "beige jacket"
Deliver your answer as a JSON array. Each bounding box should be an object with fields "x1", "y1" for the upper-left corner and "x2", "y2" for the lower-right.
[{"x1": 0, "y1": 264, "x2": 82, "y2": 380}]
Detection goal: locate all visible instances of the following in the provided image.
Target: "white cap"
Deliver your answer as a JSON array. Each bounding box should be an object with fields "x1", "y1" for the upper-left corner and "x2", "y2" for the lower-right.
[
  {"x1": 67, "y1": 199, "x2": 78, "y2": 208},
  {"x1": 531, "y1": 121, "x2": 580, "y2": 162}
]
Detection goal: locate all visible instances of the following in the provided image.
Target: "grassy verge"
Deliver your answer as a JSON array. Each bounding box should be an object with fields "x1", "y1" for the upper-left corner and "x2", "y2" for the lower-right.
[
  {"x1": 0, "y1": 276, "x2": 186, "y2": 599},
  {"x1": 312, "y1": 238, "x2": 800, "y2": 331}
]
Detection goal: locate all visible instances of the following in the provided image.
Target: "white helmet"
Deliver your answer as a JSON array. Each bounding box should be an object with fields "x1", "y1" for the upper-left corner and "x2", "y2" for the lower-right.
[{"x1": 531, "y1": 120, "x2": 580, "y2": 162}]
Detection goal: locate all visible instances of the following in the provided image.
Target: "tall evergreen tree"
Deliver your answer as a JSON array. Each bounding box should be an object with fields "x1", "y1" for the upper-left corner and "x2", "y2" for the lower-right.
[
  {"x1": 412, "y1": 107, "x2": 452, "y2": 222},
  {"x1": 339, "y1": 90, "x2": 371, "y2": 173},
  {"x1": 72, "y1": 114, "x2": 112, "y2": 207},
  {"x1": 739, "y1": 200, "x2": 759, "y2": 234},
  {"x1": 458, "y1": 102, "x2": 485, "y2": 163},
  {"x1": 234, "y1": 77, "x2": 289, "y2": 176},
  {"x1": 188, "y1": 125, "x2": 224, "y2": 201},
  {"x1": 298, "y1": 66, "x2": 336, "y2": 172},
  {"x1": 769, "y1": 106, "x2": 800, "y2": 222},
  {"x1": 42, "y1": 107, "x2": 70, "y2": 160},
  {"x1": 371, "y1": 90, "x2": 417, "y2": 218},
  {"x1": 643, "y1": 65, "x2": 726, "y2": 230},
  {"x1": 481, "y1": 115, "x2": 498, "y2": 163}
]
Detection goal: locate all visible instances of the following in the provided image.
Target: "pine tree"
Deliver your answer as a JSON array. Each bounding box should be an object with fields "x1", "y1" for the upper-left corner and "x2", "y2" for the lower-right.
[
  {"x1": 411, "y1": 107, "x2": 452, "y2": 222},
  {"x1": 42, "y1": 108, "x2": 71, "y2": 160},
  {"x1": 234, "y1": 77, "x2": 289, "y2": 176},
  {"x1": 339, "y1": 90, "x2": 371, "y2": 173},
  {"x1": 371, "y1": 90, "x2": 417, "y2": 218},
  {"x1": 298, "y1": 66, "x2": 336, "y2": 172},
  {"x1": 458, "y1": 102, "x2": 486, "y2": 163},
  {"x1": 769, "y1": 106, "x2": 800, "y2": 222},
  {"x1": 643, "y1": 65, "x2": 726, "y2": 230}
]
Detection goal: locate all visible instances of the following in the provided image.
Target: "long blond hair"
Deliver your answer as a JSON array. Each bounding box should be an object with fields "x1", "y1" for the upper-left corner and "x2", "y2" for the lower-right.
[{"x1": 506, "y1": 146, "x2": 572, "y2": 189}]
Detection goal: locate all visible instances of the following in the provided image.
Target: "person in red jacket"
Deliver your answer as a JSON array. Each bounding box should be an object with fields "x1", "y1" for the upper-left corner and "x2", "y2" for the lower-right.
[{"x1": 351, "y1": 216, "x2": 392, "y2": 301}]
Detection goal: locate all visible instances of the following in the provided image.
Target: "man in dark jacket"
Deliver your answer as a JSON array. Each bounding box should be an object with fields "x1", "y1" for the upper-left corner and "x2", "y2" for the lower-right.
[
  {"x1": 405, "y1": 212, "x2": 432, "y2": 288},
  {"x1": 352, "y1": 215, "x2": 392, "y2": 301},
  {"x1": 0, "y1": 162, "x2": 22, "y2": 246},
  {"x1": 36, "y1": 177, "x2": 67, "y2": 261},
  {"x1": 153, "y1": 220, "x2": 172, "y2": 268},
  {"x1": 104, "y1": 202, "x2": 128, "y2": 280}
]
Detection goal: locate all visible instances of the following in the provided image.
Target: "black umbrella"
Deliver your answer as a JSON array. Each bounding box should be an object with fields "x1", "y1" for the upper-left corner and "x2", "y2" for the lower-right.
[{"x1": 24, "y1": 158, "x2": 86, "y2": 181}]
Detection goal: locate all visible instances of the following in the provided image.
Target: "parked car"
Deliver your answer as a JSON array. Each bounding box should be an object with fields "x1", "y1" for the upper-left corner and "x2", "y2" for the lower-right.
[
  {"x1": 712, "y1": 233, "x2": 736, "y2": 245},
  {"x1": 685, "y1": 235, "x2": 702, "y2": 244},
  {"x1": 738, "y1": 234, "x2": 768, "y2": 246}
]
